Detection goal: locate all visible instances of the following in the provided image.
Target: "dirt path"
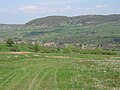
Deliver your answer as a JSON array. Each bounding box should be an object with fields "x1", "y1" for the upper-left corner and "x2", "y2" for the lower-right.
[
  {"x1": 0, "y1": 52, "x2": 30, "y2": 55},
  {"x1": 45, "y1": 56, "x2": 70, "y2": 59},
  {"x1": 76, "y1": 59, "x2": 120, "y2": 63}
]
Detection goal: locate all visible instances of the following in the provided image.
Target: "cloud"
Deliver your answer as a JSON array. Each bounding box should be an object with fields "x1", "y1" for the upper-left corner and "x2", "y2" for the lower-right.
[
  {"x1": 1, "y1": 4, "x2": 105, "y2": 16},
  {"x1": 18, "y1": 5, "x2": 41, "y2": 13},
  {"x1": 47, "y1": 5, "x2": 71, "y2": 12},
  {"x1": 17, "y1": 5, "x2": 98, "y2": 16},
  {"x1": 47, "y1": 5, "x2": 84, "y2": 14},
  {"x1": 18, "y1": 5, "x2": 82, "y2": 14},
  {"x1": 96, "y1": 4, "x2": 108, "y2": 9}
]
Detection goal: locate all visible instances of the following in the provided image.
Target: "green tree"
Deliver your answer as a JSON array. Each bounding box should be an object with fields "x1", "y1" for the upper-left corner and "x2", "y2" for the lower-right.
[{"x1": 6, "y1": 38, "x2": 14, "y2": 47}]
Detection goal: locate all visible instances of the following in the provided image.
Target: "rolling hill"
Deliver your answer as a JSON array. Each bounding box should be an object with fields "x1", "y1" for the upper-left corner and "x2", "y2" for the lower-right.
[
  {"x1": 0, "y1": 14, "x2": 120, "y2": 50},
  {"x1": 25, "y1": 14, "x2": 120, "y2": 28}
]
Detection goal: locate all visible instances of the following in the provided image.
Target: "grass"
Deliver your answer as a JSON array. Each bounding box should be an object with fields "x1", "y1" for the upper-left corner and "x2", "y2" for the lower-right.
[{"x1": 0, "y1": 52, "x2": 120, "y2": 90}]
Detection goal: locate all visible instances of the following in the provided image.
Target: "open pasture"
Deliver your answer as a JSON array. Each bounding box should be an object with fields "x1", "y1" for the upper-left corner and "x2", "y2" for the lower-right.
[{"x1": 0, "y1": 52, "x2": 120, "y2": 90}]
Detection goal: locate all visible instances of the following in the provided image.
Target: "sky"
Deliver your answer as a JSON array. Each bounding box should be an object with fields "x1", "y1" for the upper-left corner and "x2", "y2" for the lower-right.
[{"x1": 0, "y1": 0, "x2": 120, "y2": 24}]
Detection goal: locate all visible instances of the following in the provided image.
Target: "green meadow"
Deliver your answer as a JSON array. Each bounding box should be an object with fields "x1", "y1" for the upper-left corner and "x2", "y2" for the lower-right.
[{"x1": 0, "y1": 52, "x2": 120, "y2": 90}]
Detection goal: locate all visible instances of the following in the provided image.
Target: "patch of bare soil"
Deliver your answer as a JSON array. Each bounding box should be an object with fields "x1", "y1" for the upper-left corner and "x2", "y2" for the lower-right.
[
  {"x1": 76, "y1": 60, "x2": 120, "y2": 63},
  {"x1": 110, "y1": 57, "x2": 120, "y2": 59},
  {"x1": 0, "y1": 52, "x2": 30, "y2": 55},
  {"x1": 10, "y1": 52, "x2": 30, "y2": 55},
  {"x1": 45, "y1": 56, "x2": 70, "y2": 59}
]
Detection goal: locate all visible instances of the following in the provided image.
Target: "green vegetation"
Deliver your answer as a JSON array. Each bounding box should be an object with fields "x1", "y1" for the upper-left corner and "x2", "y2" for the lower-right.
[
  {"x1": 0, "y1": 52, "x2": 120, "y2": 90},
  {"x1": 6, "y1": 38, "x2": 14, "y2": 47},
  {"x1": 0, "y1": 15, "x2": 120, "y2": 51},
  {"x1": 0, "y1": 43, "x2": 118, "y2": 55},
  {"x1": 0, "y1": 37, "x2": 119, "y2": 90},
  {"x1": 25, "y1": 15, "x2": 120, "y2": 27},
  {"x1": 0, "y1": 22, "x2": 120, "y2": 50},
  {"x1": 0, "y1": 14, "x2": 120, "y2": 90}
]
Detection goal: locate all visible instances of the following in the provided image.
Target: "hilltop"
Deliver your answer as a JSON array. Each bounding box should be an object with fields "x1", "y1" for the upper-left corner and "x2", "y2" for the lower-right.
[{"x1": 25, "y1": 14, "x2": 120, "y2": 28}]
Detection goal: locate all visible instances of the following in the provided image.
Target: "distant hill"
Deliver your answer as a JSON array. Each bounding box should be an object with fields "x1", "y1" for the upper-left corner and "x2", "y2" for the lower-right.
[
  {"x1": 25, "y1": 14, "x2": 120, "y2": 28},
  {"x1": 25, "y1": 16, "x2": 69, "y2": 28},
  {"x1": 0, "y1": 24, "x2": 23, "y2": 30},
  {"x1": 0, "y1": 14, "x2": 120, "y2": 50},
  {"x1": 0, "y1": 24, "x2": 24, "y2": 41}
]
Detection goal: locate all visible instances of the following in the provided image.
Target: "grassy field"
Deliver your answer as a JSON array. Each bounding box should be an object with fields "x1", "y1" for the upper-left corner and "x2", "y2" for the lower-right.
[{"x1": 0, "y1": 52, "x2": 120, "y2": 90}]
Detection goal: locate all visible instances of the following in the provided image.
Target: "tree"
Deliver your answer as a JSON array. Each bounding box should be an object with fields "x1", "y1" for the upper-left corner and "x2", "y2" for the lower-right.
[{"x1": 6, "y1": 38, "x2": 14, "y2": 47}]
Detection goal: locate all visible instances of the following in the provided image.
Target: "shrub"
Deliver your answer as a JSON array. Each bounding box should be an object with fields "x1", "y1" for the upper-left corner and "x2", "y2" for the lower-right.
[
  {"x1": 63, "y1": 45, "x2": 73, "y2": 53},
  {"x1": 6, "y1": 38, "x2": 14, "y2": 47},
  {"x1": 10, "y1": 44, "x2": 20, "y2": 52},
  {"x1": 33, "y1": 44, "x2": 40, "y2": 52}
]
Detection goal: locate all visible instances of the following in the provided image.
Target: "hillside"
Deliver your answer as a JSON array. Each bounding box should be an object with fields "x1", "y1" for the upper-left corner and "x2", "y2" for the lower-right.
[
  {"x1": 25, "y1": 16, "x2": 69, "y2": 28},
  {"x1": 0, "y1": 24, "x2": 23, "y2": 29},
  {"x1": 25, "y1": 14, "x2": 120, "y2": 28},
  {"x1": 0, "y1": 14, "x2": 120, "y2": 50},
  {"x1": 0, "y1": 24, "x2": 24, "y2": 41},
  {"x1": 23, "y1": 22, "x2": 120, "y2": 50}
]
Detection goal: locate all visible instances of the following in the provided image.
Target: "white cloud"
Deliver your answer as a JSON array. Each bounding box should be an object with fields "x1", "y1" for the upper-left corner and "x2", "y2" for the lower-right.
[
  {"x1": 18, "y1": 5, "x2": 41, "y2": 13},
  {"x1": 1, "y1": 4, "x2": 107, "y2": 16},
  {"x1": 47, "y1": 5, "x2": 82, "y2": 13},
  {"x1": 96, "y1": 4, "x2": 108, "y2": 9},
  {"x1": 17, "y1": 5, "x2": 98, "y2": 16},
  {"x1": 0, "y1": 3, "x2": 99, "y2": 15},
  {"x1": 48, "y1": 5, "x2": 71, "y2": 12},
  {"x1": 18, "y1": 5, "x2": 82, "y2": 14}
]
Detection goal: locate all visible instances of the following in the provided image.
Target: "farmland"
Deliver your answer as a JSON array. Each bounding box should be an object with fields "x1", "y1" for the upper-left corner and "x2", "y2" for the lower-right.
[{"x1": 0, "y1": 52, "x2": 120, "y2": 90}]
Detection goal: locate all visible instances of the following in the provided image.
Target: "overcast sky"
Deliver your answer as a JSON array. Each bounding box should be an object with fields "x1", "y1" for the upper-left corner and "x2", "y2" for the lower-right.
[{"x1": 0, "y1": 0, "x2": 120, "y2": 24}]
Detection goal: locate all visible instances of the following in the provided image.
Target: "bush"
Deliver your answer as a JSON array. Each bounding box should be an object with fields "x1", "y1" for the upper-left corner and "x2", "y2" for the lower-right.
[
  {"x1": 32, "y1": 44, "x2": 40, "y2": 52},
  {"x1": 10, "y1": 44, "x2": 20, "y2": 52},
  {"x1": 78, "y1": 49, "x2": 117, "y2": 55},
  {"x1": 63, "y1": 45, "x2": 72, "y2": 53},
  {"x1": 6, "y1": 38, "x2": 14, "y2": 47}
]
